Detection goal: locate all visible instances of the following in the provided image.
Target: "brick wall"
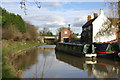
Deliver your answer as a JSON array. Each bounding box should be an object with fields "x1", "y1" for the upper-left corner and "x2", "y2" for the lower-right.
[{"x1": 60, "y1": 28, "x2": 71, "y2": 42}]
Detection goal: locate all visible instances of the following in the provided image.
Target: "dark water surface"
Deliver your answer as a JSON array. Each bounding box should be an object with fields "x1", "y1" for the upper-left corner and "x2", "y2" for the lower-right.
[{"x1": 12, "y1": 45, "x2": 120, "y2": 78}]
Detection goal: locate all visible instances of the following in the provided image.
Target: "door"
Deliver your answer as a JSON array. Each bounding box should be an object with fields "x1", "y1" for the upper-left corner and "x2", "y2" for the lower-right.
[{"x1": 63, "y1": 38, "x2": 69, "y2": 42}]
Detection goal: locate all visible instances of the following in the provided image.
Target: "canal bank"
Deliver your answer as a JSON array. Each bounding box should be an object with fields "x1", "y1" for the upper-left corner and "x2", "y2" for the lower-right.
[{"x1": 2, "y1": 40, "x2": 45, "y2": 79}]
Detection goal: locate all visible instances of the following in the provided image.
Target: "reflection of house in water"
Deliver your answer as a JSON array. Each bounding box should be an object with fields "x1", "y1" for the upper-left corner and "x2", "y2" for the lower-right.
[{"x1": 55, "y1": 52, "x2": 120, "y2": 78}]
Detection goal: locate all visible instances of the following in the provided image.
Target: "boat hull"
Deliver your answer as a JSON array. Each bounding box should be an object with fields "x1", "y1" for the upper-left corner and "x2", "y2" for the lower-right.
[
  {"x1": 97, "y1": 53, "x2": 118, "y2": 59},
  {"x1": 94, "y1": 43, "x2": 119, "y2": 58}
]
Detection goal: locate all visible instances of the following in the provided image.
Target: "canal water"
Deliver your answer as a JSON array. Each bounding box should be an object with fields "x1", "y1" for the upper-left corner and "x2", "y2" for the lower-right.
[{"x1": 12, "y1": 45, "x2": 120, "y2": 78}]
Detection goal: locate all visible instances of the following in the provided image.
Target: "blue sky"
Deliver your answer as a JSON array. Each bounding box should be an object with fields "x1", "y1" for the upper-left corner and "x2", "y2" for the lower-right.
[
  {"x1": 1, "y1": 1, "x2": 111, "y2": 34},
  {"x1": 44, "y1": 2, "x2": 108, "y2": 11}
]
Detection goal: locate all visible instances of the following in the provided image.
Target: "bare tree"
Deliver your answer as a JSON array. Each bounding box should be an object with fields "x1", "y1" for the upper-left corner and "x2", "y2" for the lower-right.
[
  {"x1": 104, "y1": 0, "x2": 119, "y2": 28},
  {"x1": 97, "y1": 0, "x2": 120, "y2": 42},
  {"x1": 57, "y1": 27, "x2": 66, "y2": 33},
  {"x1": 25, "y1": 23, "x2": 39, "y2": 40}
]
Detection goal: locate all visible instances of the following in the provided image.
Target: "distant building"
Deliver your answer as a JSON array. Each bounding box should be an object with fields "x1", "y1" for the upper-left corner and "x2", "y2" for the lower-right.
[
  {"x1": 76, "y1": 35, "x2": 81, "y2": 38},
  {"x1": 59, "y1": 28, "x2": 71, "y2": 43},
  {"x1": 81, "y1": 9, "x2": 118, "y2": 44}
]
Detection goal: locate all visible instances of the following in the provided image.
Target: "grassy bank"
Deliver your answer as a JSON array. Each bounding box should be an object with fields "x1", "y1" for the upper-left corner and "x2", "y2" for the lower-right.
[{"x1": 2, "y1": 40, "x2": 45, "y2": 79}]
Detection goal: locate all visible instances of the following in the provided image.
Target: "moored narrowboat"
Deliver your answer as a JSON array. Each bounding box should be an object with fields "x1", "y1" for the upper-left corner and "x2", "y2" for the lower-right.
[{"x1": 94, "y1": 43, "x2": 119, "y2": 58}]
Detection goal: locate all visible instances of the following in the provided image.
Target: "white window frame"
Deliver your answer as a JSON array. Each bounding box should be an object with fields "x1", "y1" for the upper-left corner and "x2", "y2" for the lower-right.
[{"x1": 64, "y1": 31, "x2": 68, "y2": 34}]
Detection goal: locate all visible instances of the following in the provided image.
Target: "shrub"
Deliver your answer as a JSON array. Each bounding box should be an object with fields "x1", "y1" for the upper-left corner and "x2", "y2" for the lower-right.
[
  {"x1": 2, "y1": 25, "x2": 22, "y2": 41},
  {"x1": 25, "y1": 23, "x2": 38, "y2": 41},
  {"x1": 22, "y1": 32, "x2": 30, "y2": 41}
]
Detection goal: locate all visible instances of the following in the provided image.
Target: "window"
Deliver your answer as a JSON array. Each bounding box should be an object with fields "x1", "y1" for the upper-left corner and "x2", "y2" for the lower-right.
[
  {"x1": 83, "y1": 28, "x2": 86, "y2": 31},
  {"x1": 64, "y1": 31, "x2": 68, "y2": 34},
  {"x1": 89, "y1": 32, "x2": 91, "y2": 36},
  {"x1": 89, "y1": 26, "x2": 91, "y2": 30}
]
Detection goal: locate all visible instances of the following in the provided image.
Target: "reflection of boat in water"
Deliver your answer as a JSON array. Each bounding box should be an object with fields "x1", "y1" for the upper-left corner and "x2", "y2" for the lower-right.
[
  {"x1": 93, "y1": 58, "x2": 120, "y2": 78},
  {"x1": 55, "y1": 52, "x2": 120, "y2": 78},
  {"x1": 56, "y1": 52, "x2": 86, "y2": 70}
]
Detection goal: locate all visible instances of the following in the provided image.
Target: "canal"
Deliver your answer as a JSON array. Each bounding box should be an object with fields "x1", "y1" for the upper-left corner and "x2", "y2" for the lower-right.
[{"x1": 12, "y1": 45, "x2": 120, "y2": 78}]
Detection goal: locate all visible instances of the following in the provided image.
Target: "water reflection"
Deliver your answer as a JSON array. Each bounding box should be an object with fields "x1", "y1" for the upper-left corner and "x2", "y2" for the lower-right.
[
  {"x1": 12, "y1": 45, "x2": 120, "y2": 78},
  {"x1": 93, "y1": 59, "x2": 120, "y2": 78},
  {"x1": 12, "y1": 48, "x2": 39, "y2": 77},
  {"x1": 22, "y1": 47, "x2": 56, "y2": 78},
  {"x1": 56, "y1": 52, "x2": 120, "y2": 78}
]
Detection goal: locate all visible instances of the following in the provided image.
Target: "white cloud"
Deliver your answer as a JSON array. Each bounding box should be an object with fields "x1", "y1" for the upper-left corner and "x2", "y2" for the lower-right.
[
  {"x1": 42, "y1": 2, "x2": 62, "y2": 7},
  {"x1": 71, "y1": 27, "x2": 82, "y2": 34},
  {"x1": 72, "y1": 16, "x2": 87, "y2": 27},
  {"x1": 1, "y1": 1, "x2": 112, "y2": 35}
]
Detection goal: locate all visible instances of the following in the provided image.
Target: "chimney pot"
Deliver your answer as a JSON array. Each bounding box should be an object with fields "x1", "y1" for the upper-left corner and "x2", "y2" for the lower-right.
[
  {"x1": 68, "y1": 24, "x2": 70, "y2": 27},
  {"x1": 68, "y1": 24, "x2": 70, "y2": 30},
  {"x1": 100, "y1": 9, "x2": 104, "y2": 15},
  {"x1": 94, "y1": 13, "x2": 98, "y2": 18},
  {"x1": 88, "y1": 15, "x2": 91, "y2": 21}
]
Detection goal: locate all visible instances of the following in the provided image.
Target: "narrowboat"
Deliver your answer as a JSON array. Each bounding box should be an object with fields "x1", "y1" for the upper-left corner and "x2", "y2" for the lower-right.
[{"x1": 94, "y1": 43, "x2": 119, "y2": 58}]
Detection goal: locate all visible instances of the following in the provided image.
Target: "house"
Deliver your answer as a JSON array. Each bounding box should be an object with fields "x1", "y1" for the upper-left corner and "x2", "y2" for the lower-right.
[
  {"x1": 81, "y1": 9, "x2": 118, "y2": 44},
  {"x1": 59, "y1": 28, "x2": 71, "y2": 43}
]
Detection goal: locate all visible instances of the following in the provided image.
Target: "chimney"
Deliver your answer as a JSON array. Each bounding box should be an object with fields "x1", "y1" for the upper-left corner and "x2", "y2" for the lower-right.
[
  {"x1": 100, "y1": 9, "x2": 104, "y2": 15},
  {"x1": 68, "y1": 24, "x2": 70, "y2": 30},
  {"x1": 88, "y1": 15, "x2": 91, "y2": 21},
  {"x1": 94, "y1": 13, "x2": 98, "y2": 18}
]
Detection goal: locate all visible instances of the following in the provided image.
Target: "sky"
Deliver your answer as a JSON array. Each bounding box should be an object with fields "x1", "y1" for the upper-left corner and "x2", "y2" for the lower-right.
[{"x1": 1, "y1": 0, "x2": 113, "y2": 35}]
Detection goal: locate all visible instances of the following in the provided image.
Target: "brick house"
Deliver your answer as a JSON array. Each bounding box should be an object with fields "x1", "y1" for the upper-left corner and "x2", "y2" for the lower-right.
[
  {"x1": 59, "y1": 28, "x2": 71, "y2": 43},
  {"x1": 81, "y1": 9, "x2": 117, "y2": 44}
]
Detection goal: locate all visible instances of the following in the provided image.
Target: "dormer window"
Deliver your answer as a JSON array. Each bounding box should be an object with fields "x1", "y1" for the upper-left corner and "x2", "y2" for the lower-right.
[{"x1": 64, "y1": 31, "x2": 68, "y2": 34}]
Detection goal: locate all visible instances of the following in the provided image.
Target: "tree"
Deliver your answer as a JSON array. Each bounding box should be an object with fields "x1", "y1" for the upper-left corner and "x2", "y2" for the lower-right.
[
  {"x1": 39, "y1": 27, "x2": 53, "y2": 36},
  {"x1": 47, "y1": 31, "x2": 53, "y2": 36},
  {"x1": 2, "y1": 25, "x2": 22, "y2": 40},
  {"x1": 25, "y1": 23, "x2": 39, "y2": 40},
  {"x1": 118, "y1": 1, "x2": 120, "y2": 30},
  {"x1": 56, "y1": 27, "x2": 66, "y2": 35},
  {"x1": 103, "y1": 1, "x2": 120, "y2": 41},
  {"x1": 104, "y1": 0, "x2": 119, "y2": 28},
  {"x1": 57, "y1": 27, "x2": 66, "y2": 33},
  {"x1": 1, "y1": 7, "x2": 26, "y2": 33}
]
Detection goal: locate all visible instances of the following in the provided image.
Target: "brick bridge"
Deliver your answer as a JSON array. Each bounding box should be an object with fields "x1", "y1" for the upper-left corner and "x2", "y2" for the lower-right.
[{"x1": 38, "y1": 35, "x2": 59, "y2": 43}]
